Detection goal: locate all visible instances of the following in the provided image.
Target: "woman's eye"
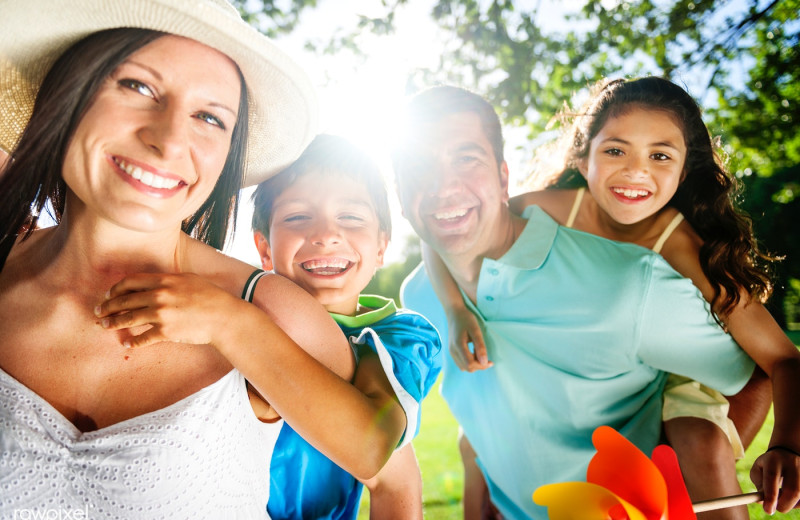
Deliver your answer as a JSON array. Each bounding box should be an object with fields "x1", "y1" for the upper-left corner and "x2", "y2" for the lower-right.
[
  {"x1": 651, "y1": 152, "x2": 670, "y2": 161},
  {"x1": 196, "y1": 112, "x2": 226, "y2": 130},
  {"x1": 603, "y1": 148, "x2": 623, "y2": 156},
  {"x1": 118, "y1": 79, "x2": 155, "y2": 99}
]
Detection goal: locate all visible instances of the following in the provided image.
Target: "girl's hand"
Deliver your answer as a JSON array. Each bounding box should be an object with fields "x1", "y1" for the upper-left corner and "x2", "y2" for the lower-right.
[
  {"x1": 750, "y1": 446, "x2": 800, "y2": 514},
  {"x1": 94, "y1": 272, "x2": 246, "y2": 349},
  {"x1": 448, "y1": 307, "x2": 492, "y2": 372}
]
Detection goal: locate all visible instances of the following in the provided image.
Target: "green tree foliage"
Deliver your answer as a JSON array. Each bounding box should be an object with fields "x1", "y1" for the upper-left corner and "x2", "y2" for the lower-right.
[{"x1": 239, "y1": 0, "x2": 799, "y2": 323}]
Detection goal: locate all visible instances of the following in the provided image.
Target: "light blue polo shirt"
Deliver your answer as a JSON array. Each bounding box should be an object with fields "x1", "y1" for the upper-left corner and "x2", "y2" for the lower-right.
[{"x1": 401, "y1": 205, "x2": 754, "y2": 520}]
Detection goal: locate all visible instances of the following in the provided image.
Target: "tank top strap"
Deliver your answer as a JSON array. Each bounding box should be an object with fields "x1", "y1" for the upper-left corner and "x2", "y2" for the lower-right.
[
  {"x1": 652, "y1": 212, "x2": 685, "y2": 254},
  {"x1": 241, "y1": 269, "x2": 268, "y2": 302},
  {"x1": 565, "y1": 187, "x2": 585, "y2": 228}
]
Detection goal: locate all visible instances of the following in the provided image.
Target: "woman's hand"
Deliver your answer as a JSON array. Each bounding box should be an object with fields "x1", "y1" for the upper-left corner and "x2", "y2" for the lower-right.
[
  {"x1": 94, "y1": 272, "x2": 248, "y2": 349},
  {"x1": 448, "y1": 307, "x2": 492, "y2": 372},
  {"x1": 750, "y1": 446, "x2": 800, "y2": 514}
]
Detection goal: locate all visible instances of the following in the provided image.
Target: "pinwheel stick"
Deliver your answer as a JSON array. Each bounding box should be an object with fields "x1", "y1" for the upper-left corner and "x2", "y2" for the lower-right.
[{"x1": 692, "y1": 491, "x2": 763, "y2": 513}]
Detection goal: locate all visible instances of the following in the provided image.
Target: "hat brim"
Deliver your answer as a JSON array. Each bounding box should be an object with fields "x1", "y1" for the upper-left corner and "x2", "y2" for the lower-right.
[{"x1": 0, "y1": 0, "x2": 318, "y2": 186}]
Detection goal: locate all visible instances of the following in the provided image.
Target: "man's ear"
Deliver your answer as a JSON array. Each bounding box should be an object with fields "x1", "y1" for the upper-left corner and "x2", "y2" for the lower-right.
[
  {"x1": 500, "y1": 161, "x2": 511, "y2": 204},
  {"x1": 253, "y1": 231, "x2": 274, "y2": 271}
]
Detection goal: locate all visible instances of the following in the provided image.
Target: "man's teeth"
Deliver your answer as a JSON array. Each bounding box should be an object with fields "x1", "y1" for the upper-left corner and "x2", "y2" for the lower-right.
[
  {"x1": 613, "y1": 188, "x2": 650, "y2": 199},
  {"x1": 116, "y1": 159, "x2": 180, "y2": 190},
  {"x1": 434, "y1": 208, "x2": 468, "y2": 220},
  {"x1": 302, "y1": 259, "x2": 351, "y2": 274}
]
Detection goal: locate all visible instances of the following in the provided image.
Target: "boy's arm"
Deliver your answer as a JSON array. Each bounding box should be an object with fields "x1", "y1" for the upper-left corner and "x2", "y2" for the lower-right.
[
  {"x1": 360, "y1": 443, "x2": 423, "y2": 520},
  {"x1": 661, "y1": 226, "x2": 800, "y2": 514},
  {"x1": 247, "y1": 274, "x2": 406, "y2": 480},
  {"x1": 421, "y1": 242, "x2": 491, "y2": 372}
]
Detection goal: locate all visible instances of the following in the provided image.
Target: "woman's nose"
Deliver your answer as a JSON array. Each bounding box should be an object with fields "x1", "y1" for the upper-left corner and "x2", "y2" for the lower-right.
[{"x1": 139, "y1": 107, "x2": 189, "y2": 160}]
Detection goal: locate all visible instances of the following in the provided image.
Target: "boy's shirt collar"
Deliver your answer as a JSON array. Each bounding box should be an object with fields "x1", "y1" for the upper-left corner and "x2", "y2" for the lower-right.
[{"x1": 329, "y1": 295, "x2": 396, "y2": 327}]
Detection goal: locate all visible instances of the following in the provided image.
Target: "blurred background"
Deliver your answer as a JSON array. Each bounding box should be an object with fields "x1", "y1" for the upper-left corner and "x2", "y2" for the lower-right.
[{"x1": 227, "y1": 0, "x2": 799, "y2": 329}]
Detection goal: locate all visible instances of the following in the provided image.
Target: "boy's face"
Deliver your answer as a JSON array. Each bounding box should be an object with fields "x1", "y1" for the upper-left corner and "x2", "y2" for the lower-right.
[{"x1": 255, "y1": 170, "x2": 389, "y2": 316}]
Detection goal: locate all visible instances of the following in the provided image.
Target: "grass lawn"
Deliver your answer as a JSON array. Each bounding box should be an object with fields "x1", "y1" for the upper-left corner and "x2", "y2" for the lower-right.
[{"x1": 358, "y1": 332, "x2": 800, "y2": 519}]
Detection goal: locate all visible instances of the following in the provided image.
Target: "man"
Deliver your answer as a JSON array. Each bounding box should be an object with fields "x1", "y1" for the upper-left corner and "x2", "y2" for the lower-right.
[{"x1": 393, "y1": 86, "x2": 755, "y2": 519}]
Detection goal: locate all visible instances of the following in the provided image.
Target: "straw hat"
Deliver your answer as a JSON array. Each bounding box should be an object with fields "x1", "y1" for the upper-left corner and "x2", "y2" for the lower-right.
[{"x1": 0, "y1": 0, "x2": 318, "y2": 186}]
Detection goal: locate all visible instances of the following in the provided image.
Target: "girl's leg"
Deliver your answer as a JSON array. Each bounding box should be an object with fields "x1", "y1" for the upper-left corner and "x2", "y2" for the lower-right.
[{"x1": 665, "y1": 416, "x2": 748, "y2": 520}]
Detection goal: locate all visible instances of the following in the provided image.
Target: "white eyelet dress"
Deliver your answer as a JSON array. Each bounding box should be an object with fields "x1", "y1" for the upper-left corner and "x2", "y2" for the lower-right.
[{"x1": 0, "y1": 270, "x2": 280, "y2": 519}]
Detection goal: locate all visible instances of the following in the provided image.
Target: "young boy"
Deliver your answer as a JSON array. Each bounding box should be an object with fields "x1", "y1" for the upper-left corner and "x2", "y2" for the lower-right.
[{"x1": 251, "y1": 134, "x2": 443, "y2": 520}]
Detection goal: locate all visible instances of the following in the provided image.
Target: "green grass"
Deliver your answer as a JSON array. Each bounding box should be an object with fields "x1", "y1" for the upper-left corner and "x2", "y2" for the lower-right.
[{"x1": 358, "y1": 337, "x2": 800, "y2": 519}]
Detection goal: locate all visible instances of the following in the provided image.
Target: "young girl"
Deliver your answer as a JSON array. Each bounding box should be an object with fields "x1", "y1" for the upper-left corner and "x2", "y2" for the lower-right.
[{"x1": 426, "y1": 77, "x2": 800, "y2": 518}]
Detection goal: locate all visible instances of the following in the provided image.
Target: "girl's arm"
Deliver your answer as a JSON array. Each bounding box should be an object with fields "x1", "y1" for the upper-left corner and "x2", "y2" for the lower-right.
[
  {"x1": 360, "y1": 443, "x2": 423, "y2": 520},
  {"x1": 421, "y1": 242, "x2": 491, "y2": 372},
  {"x1": 662, "y1": 229, "x2": 800, "y2": 514},
  {"x1": 96, "y1": 272, "x2": 404, "y2": 480}
]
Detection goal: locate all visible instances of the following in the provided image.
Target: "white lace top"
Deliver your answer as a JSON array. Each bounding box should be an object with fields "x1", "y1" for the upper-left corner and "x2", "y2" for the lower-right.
[{"x1": 0, "y1": 367, "x2": 281, "y2": 519}]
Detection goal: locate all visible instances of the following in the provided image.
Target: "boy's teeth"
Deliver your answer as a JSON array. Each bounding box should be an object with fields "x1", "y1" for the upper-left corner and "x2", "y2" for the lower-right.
[
  {"x1": 301, "y1": 259, "x2": 351, "y2": 274},
  {"x1": 116, "y1": 159, "x2": 180, "y2": 190},
  {"x1": 434, "y1": 208, "x2": 468, "y2": 220}
]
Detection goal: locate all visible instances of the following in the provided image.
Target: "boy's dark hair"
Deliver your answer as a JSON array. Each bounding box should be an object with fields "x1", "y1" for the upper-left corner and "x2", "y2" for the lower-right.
[
  {"x1": 538, "y1": 76, "x2": 775, "y2": 318},
  {"x1": 0, "y1": 28, "x2": 249, "y2": 269},
  {"x1": 251, "y1": 133, "x2": 391, "y2": 239}
]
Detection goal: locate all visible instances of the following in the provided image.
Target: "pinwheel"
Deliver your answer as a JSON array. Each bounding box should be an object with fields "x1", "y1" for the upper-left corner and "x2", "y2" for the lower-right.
[{"x1": 532, "y1": 426, "x2": 762, "y2": 520}]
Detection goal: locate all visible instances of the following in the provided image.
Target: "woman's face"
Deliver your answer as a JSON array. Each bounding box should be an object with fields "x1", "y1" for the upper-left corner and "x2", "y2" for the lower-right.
[{"x1": 62, "y1": 35, "x2": 241, "y2": 232}]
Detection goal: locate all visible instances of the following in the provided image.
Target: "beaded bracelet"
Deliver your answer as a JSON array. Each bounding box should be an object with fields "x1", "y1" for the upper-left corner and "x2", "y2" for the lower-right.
[{"x1": 766, "y1": 445, "x2": 800, "y2": 458}]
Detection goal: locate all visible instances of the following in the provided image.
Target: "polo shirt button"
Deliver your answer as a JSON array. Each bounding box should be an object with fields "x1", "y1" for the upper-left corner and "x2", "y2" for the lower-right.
[
  {"x1": 485, "y1": 296, "x2": 494, "y2": 302},
  {"x1": 488, "y1": 268, "x2": 499, "y2": 276}
]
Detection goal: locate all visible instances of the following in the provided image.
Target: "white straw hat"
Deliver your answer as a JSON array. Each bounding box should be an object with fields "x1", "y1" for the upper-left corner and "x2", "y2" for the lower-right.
[{"x1": 0, "y1": 0, "x2": 318, "y2": 186}]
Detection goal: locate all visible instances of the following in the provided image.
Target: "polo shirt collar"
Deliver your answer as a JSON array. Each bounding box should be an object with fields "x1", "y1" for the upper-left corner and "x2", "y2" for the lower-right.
[
  {"x1": 330, "y1": 294, "x2": 396, "y2": 327},
  {"x1": 494, "y1": 205, "x2": 558, "y2": 270}
]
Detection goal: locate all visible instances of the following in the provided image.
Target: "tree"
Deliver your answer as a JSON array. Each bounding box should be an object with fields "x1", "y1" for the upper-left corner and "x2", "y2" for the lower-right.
[{"x1": 236, "y1": 0, "x2": 799, "y2": 323}]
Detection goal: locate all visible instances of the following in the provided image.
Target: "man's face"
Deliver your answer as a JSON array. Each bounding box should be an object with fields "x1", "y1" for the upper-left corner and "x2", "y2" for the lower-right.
[{"x1": 395, "y1": 112, "x2": 510, "y2": 260}]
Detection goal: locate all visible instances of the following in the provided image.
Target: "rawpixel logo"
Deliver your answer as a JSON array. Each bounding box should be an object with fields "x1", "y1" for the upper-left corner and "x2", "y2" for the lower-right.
[{"x1": 13, "y1": 507, "x2": 90, "y2": 520}]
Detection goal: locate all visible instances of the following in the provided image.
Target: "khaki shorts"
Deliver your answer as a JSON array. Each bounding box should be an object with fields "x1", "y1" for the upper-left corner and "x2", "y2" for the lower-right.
[{"x1": 662, "y1": 374, "x2": 745, "y2": 460}]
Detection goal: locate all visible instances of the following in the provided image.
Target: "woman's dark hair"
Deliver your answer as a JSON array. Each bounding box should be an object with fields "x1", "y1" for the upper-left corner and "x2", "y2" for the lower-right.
[
  {"x1": 0, "y1": 27, "x2": 248, "y2": 269},
  {"x1": 536, "y1": 76, "x2": 775, "y2": 318}
]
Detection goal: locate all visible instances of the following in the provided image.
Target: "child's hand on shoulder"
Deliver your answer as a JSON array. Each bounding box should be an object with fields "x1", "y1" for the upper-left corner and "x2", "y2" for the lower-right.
[{"x1": 94, "y1": 272, "x2": 252, "y2": 349}]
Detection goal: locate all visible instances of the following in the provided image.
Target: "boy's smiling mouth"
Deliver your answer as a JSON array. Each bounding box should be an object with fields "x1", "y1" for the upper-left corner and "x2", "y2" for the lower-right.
[{"x1": 300, "y1": 258, "x2": 354, "y2": 276}]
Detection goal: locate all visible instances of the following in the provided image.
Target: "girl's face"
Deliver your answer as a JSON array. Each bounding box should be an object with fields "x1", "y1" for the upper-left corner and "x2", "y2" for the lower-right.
[
  {"x1": 62, "y1": 35, "x2": 241, "y2": 232},
  {"x1": 580, "y1": 107, "x2": 687, "y2": 226},
  {"x1": 260, "y1": 171, "x2": 389, "y2": 316}
]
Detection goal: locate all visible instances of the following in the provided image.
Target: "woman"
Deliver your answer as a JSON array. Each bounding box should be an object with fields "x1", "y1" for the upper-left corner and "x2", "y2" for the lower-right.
[{"x1": 0, "y1": 0, "x2": 405, "y2": 516}]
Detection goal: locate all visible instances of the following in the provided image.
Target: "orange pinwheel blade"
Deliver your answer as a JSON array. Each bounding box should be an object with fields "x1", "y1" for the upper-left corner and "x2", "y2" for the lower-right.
[
  {"x1": 587, "y1": 426, "x2": 668, "y2": 520},
  {"x1": 534, "y1": 481, "x2": 649, "y2": 520},
  {"x1": 651, "y1": 445, "x2": 696, "y2": 520}
]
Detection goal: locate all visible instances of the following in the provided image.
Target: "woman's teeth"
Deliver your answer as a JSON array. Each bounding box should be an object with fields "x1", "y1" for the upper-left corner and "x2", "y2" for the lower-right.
[{"x1": 116, "y1": 159, "x2": 180, "y2": 190}]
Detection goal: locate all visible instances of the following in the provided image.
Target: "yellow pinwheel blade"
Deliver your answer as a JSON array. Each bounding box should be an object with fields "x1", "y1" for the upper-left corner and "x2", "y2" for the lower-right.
[{"x1": 533, "y1": 481, "x2": 649, "y2": 520}]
